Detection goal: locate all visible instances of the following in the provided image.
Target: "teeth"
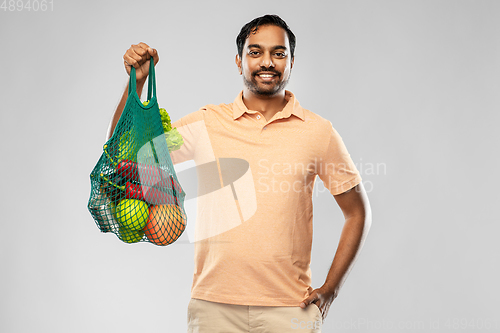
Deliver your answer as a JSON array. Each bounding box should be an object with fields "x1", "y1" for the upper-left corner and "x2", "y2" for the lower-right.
[{"x1": 259, "y1": 74, "x2": 274, "y2": 78}]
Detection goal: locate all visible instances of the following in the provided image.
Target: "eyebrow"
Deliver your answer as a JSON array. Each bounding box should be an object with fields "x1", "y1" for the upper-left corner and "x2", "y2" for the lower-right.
[{"x1": 247, "y1": 44, "x2": 288, "y2": 51}]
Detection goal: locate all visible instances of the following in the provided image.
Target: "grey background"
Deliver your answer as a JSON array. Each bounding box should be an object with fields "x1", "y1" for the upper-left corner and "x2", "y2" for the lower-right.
[{"x1": 1, "y1": 0, "x2": 499, "y2": 332}]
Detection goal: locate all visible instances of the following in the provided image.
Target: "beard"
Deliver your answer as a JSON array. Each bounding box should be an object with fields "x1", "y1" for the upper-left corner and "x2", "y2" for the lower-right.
[{"x1": 243, "y1": 69, "x2": 291, "y2": 96}]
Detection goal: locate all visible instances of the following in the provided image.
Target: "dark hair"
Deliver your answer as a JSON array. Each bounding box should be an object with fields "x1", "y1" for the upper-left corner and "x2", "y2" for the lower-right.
[{"x1": 236, "y1": 14, "x2": 296, "y2": 59}]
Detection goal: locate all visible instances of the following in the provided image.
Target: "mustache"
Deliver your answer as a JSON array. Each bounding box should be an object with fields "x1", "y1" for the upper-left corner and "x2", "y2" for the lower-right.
[{"x1": 251, "y1": 68, "x2": 281, "y2": 77}]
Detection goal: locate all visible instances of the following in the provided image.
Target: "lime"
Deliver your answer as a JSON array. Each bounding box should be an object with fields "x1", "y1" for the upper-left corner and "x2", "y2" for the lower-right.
[
  {"x1": 118, "y1": 226, "x2": 145, "y2": 244},
  {"x1": 116, "y1": 199, "x2": 149, "y2": 231}
]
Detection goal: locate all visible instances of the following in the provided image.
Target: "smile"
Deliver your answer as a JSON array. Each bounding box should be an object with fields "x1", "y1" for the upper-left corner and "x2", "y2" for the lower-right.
[{"x1": 255, "y1": 72, "x2": 279, "y2": 82}]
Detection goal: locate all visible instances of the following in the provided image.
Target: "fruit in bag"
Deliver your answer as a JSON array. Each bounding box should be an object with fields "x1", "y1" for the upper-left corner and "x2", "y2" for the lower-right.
[
  {"x1": 115, "y1": 199, "x2": 149, "y2": 231},
  {"x1": 144, "y1": 204, "x2": 186, "y2": 246},
  {"x1": 118, "y1": 226, "x2": 145, "y2": 244}
]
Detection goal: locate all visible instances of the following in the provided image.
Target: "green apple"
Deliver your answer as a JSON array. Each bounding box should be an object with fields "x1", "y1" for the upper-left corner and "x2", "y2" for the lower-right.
[
  {"x1": 118, "y1": 226, "x2": 145, "y2": 244},
  {"x1": 116, "y1": 199, "x2": 149, "y2": 231}
]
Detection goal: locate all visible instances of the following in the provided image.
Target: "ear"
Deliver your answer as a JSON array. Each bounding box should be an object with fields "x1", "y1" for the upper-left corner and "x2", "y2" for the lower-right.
[
  {"x1": 291, "y1": 56, "x2": 294, "y2": 69},
  {"x1": 235, "y1": 54, "x2": 242, "y2": 74}
]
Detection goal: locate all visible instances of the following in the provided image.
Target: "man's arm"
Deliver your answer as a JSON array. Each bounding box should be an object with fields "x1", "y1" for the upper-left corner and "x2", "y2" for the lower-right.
[
  {"x1": 300, "y1": 182, "x2": 372, "y2": 320},
  {"x1": 106, "y1": 42, "x2": 159, "y2": 140}
]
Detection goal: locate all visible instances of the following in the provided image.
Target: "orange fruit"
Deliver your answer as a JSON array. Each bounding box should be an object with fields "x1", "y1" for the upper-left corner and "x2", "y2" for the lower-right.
[{"x1": 144, "y1": 204, "x2": 186, "y2": 246}]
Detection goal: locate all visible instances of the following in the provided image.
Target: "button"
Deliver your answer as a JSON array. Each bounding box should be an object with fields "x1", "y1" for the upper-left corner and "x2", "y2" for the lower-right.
[{"x1": 256, "y1": 115, "x2": 261, "y2": 119}]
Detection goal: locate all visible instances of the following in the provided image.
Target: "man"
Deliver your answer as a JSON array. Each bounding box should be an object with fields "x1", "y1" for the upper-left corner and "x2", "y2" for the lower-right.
[{"x1": 107, "y1": 14, "x2": 371, "y2": 333}]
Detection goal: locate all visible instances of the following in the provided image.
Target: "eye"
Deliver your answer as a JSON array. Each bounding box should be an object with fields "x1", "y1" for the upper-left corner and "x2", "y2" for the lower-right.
[
  {"x1": 248, "y1": 50, "x2": 260, "y2": 56},
  {"x1": 274, "y1": 52, "x2": 286, "y2": 58}
]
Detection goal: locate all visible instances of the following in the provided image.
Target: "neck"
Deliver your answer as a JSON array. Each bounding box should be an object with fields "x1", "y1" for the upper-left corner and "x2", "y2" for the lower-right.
[{"x1": 242, "y1": 88, "x2": 288, "y2": 121}]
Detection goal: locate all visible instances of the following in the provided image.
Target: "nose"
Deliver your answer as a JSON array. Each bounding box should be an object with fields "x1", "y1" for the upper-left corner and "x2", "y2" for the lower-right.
[{"x1": 260, "y1": 52, "x2": 274, "y2": 68}]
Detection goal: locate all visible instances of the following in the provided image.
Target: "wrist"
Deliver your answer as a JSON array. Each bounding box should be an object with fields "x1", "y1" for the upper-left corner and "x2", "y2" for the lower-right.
[
  {"x1": 321, "y1": 282, "x2": 339, "y2": 295},
  {"x1": 136, "y1": 76, "x2": 147, "y2": 86},
  {"x1": 134, "y1": 77, "x2": 146, "y2": 97}
]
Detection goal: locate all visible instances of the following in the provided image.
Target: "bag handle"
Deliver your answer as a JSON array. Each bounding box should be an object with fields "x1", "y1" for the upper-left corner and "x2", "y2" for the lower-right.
[{"x1": 128, "y1": 58, "x2": 156, "y2": 101}]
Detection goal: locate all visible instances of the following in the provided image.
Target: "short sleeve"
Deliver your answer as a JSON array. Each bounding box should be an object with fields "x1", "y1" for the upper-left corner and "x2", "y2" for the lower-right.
[
  {"x1": 170, "y1": 109, "x2": 205, "y2": 165},
  {"x1": 170, "y1": 108, "x2": 215, "y2": 165},
  {"x1": 317, "y1": 124, "x2": 362, "y2": 195}
]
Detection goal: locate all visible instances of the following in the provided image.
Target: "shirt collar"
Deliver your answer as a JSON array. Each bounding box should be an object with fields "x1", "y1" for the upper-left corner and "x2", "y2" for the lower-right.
[{"x1": 232, "y1": 90, "x2": 305, "y2": 121}]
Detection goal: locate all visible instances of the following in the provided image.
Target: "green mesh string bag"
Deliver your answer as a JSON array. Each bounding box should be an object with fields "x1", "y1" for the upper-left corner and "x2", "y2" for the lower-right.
[{"x1": 88, "y1": 60, "x2": 186, "y2": 245}]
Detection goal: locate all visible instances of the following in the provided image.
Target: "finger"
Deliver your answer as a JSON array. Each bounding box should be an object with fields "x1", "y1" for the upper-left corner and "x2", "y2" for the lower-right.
[
  {"x1": 137, "y1": 42, "x2": 151, "y2": 52},
  {"x1": 124, "y1": 49, "x2": 144, "y2": 69},
  {"x1": 130, "y1": 42, "x2": 149, "y2": 57},
  {"x1": 129, "y1": 44, "x2": 148, "y2": 60},
  {"x1": 148, "y1": 48, "x2": 159, "y2": 65},
  {"x1": 124, "y1": 60, "x2": 131, "y2": 75},
  {"x1": 300, "y1": 294, "x2": 318, "y2": 309},
  {"x1": 123, "y1": 54, "x2": 139, "y2": 69}
]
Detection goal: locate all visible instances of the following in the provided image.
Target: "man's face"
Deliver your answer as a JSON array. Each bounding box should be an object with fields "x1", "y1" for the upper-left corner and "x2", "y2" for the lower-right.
[{"x1": 236, "y1": 24, "x2": 294, "y2": 97}]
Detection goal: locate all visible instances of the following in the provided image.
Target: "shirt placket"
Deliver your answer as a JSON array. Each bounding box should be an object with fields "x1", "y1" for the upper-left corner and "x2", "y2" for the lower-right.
[
  {"x1": 250, "y1": 111, "x2": 289, "y2": 133},
  {"x1": 253, "y1": 113, "x2": 268, "y2": 132}
]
